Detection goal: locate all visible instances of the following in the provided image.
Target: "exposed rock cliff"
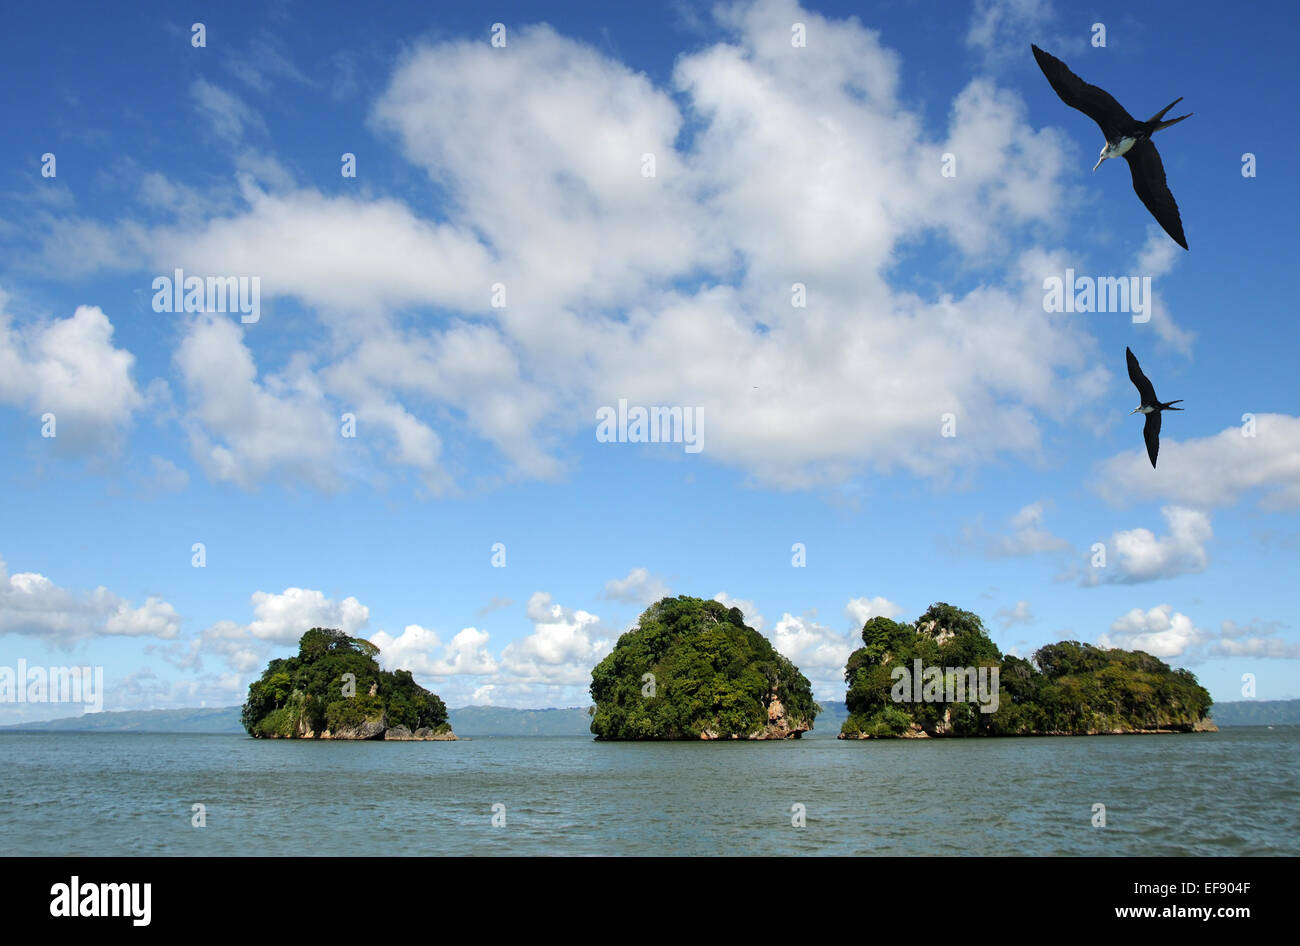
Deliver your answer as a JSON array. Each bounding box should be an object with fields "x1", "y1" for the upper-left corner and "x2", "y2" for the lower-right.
[
  {"x1": 838, "y1": 713, "x2": 1219, "y2": 738},
  {"x1": 322, "y1": 717, "x2": 388, "y2": 740},
  {"x1": 696, "y1": 690, "x2": 812, "y2": 739},
  {"x1": 751, "y1": 689, "x2": 811, "y2": 739},
  {"x1": 383, "y1": 725, "x2": 458, "y2": 741},
  {"x1": 270, "y1": 715, "x2": 457, "y2": 740}
]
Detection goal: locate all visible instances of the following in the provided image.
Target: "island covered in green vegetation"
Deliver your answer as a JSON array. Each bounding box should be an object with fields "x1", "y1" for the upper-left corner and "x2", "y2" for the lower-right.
[
  {"x1": 589, "y1": 596, "x2": 818, "y2": 739},
  {"x1": 241, "y1": 628, "x2": 455, "y2": 740},
  {"x1": 841, "y1": 603, "x2": 1215, "y2": 738}
]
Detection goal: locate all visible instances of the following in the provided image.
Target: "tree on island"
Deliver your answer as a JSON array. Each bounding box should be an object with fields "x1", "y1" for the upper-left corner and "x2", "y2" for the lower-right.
[
  {"x1": 241, "y1": 627, "x2": 451, "y2": 739},
  {"x1": 841, "y1": 603, "x2": 1213, "y2": 737},
  {"x1": 589, "y1": 596, "x2": 818, "y2": 740}
]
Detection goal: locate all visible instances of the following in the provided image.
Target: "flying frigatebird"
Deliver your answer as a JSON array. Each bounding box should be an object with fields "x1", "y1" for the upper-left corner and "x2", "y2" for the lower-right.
[
  {"x1": 1031, "y1": 44, "x2": 1191, "y2": 250},
  {"x1": 1126, "y1": 346, "x2": 1182, "y2": 468}
]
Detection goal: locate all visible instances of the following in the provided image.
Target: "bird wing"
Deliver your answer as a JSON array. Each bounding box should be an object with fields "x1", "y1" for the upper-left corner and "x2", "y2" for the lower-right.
[
  {"x1": 1143, "y1": 409, "x2": 1162, "y2": 468},
  {"x1": 1031, "y1": 44, "x2": 1136, "y2": 139},
  {"x1": 1123, "y1": 139, "x2": 1188, "y2": 249},
  {"x1": 1126, "y1": 347, "x2": 1158, "y2": 405}
]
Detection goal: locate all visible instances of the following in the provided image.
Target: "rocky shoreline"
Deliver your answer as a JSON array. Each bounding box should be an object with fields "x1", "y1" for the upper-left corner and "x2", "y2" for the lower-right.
[
  {"x1": 382, "y1": 725, "x2": 458, "y2": 741},
  {"x1": 838, "y1": 715, "x2": 1218, "y2": 739},
  {"x1": 266, "y1": 717, "x2": 457, "y2": 741}
]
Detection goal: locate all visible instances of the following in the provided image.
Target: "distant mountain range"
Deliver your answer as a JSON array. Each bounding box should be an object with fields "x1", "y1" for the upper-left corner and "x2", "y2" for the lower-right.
[
  {"x1": 1206, "y1": 700, "x2": 1300, "y2": 726},
  {"x1": 0, "y1": 706, "x2": 243, "y2": 733},
  {"x1": 3, "y1": 699, "x2": 1297, "y2": 735},
  {"x1": 449, "y1": 705, "x2": 594, "y2": 736},
  {"x1": 0, "y1": 704, "x2": 599, "y2": 736}
]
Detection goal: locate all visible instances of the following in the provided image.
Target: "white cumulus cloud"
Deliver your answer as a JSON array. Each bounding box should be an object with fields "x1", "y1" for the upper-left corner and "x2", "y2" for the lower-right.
[
  {"x1": 0, "y1": 293, "x2": 143, "y2": 452},
  {"x1": 0, "y1": 555, "x2": 180, "y2": 643},
  {"x1": 605, "y1": 567, "x2": 671, "y2": 605},
  {"x1": 1086, "y1": 506, "x2": 1212, "y2": 585},
  {"x1": 1100, "y1": 605, "x2": 1206, "y2": 658},
  {"x1": 1096, "y1": 414, "x2": 1300, "y2": 510},
  {"x1": 845, "y1": 596, "x2": 904, "y2": 628}
]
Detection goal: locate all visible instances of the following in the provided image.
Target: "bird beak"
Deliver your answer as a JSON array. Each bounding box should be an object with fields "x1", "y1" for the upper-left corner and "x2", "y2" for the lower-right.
[
  {"x1": 1092, "y1": 155, "x2": 1105, "y2": 172},
  {"x1": 1129, "y1": 408, "x2": 1140, "y2": 415}
]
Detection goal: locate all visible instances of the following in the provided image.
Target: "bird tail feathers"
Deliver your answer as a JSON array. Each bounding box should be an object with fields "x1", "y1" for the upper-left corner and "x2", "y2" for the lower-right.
[{"x1": 1148, "y1": 98, "x2": 1191, "y2": 132}]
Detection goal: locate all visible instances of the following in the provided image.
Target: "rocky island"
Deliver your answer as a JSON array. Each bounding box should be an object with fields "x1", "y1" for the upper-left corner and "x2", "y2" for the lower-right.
[
  {"x1": 241, "y1": 627, "x2": 456, "y2": 740},
  {"x1": 840, "y1": 603, "x2": 1215, "y2": 738},
  {"x1": 589, "y1": 596, "x2": 818, "y2": 740}
]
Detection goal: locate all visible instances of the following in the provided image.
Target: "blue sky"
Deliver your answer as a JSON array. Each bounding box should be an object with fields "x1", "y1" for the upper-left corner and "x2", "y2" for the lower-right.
[{"x1": 2, "y1": 0, "x2": 1298, "y2": 721}]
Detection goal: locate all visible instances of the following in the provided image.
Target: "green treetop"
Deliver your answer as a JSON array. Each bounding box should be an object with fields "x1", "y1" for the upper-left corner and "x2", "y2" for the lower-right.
[
  {"x1": 589, "y1": 596, "x2": 818, "y2": 740},
  {"x1": 241, "y1": 627, "x2": 448, "y2": 738}
]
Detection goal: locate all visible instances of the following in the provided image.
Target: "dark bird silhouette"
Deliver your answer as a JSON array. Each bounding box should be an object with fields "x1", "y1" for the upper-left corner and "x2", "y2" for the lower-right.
[
  {"x1": 1126, "y1": 346, "x2": 1182, "y2": 468},
  {"x1": 1031, "y1": 44, "x2": 1191, "y2": 250}
]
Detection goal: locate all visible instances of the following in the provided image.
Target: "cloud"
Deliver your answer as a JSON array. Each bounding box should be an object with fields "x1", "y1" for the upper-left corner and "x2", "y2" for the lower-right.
[
  {"x1": 1095, "y1": 414, "x2": 1300, "y2": 509},
  {"x1": 223, "y1": 33, "x2": 316, "y2": 94},
  {"x1": 138, "y1": 172, "x2": 222, "y2": 221},
  {"x1": 605, "y1": 567, "x2": 671, "y2": 605},
  {"x1": 173, "y1": 316, "x2": 342, "y2": 490},
  {"x1": 370, "y1": 624, "x2": 498, "y2": 677},
  {"x1": 995, "y1": 600, "x2": 1034, "y2": 627},
  {"x1": 477, "y1": 596, "x2": 514, "y2": 616},
  {"x1": 1134, "y1": 228, "x2": 1195, "y2": 353},
  {"x1": 177, "y1": 589, "x2": 611, "y2": 708},
  {"x1": 245, "y1": 588, "x2": 369, "y2": 643},
  {"x1": 0, "y1": 293, "x2": 143, "y2": 452},
  {"x1": 28, "y1": 216, "x2": 150, "y2": 277},
  {"x1": 978, "y1": 501, "x2": 1070, "y2": 558},
  {"x1": 102, "y1": 668, "x2": 245, "y2": 714},
  {"x1": 1100, "y1": 605, "x2": 1206, "y2": 658},
  {"x1": 144, "y1": 455, "x2": 189, "y2": 493},
  {"x1": 173, "y1": 620, "x2": 263, "y2": 674},
  {"x1": 370, "y1": 623, "x2": 441, "y2": 675},
  {"x1": 1213, "y1": 637, "x2": 1300, "y2": 659},
  {"x1": 1212, "y1": 619, "x2": 1300, "y2": 659},
  {"x1": 845, "y1": 595, "x2": 904, "y2": 628},
  {"x1": 747, "y1": 592, "x2": 904, "y2": 699},
  {"x1": 323, "y1": 321, "x2": 565, "y2": 483},
  {"x1": 770, "y1": 612, "x2": 856, "y2": 697},
  {"x1": 499, "y1": 592, "x2": 611, "y2": 687},
  {"x1": 715, "y1": 593, "x2": 897, "y2": 696},
  {"x1": 177, "y1": 588, "x2": 370, "y2": 675},
  {"x1": 148, "y1": 186, "x2": 493, "y2": 315},
  {"x1": 1084, "y1": 506, "x2": 1212, "y2": 585},
  {"x1": 104, "y1": 596, "x2": 183, "y2": 637},
  {"x1": 1100, "y1": 608, "x2": 1300, "y2": 662},
  {"x1": 417, "y1": 593, "x2": 612, "y2": 708},
  {"x1": 15, "y1": 2, "x2": 1162, "y2": 495},
  {"x1": 966, "y1": 0, "x2": 1058, "y2": 66},
  {"x1": 436, "y1": 627, "x2": 499, "y2": 675},
  {"x1": 128, "y1": 4, "x2": 1102, "y2": 493},
  {"x1": 1220, "y1": 618, "x2": 1283, "y2": 640},
  {"x1": 0, "y1": 555, "x2": 180, "y2": 643},
  {"x1": 190, "y1": 79, "x2": 266, "y2": 143},
  {"x1": 373, "y1": 22, "x2": 709, "y2": 311}
]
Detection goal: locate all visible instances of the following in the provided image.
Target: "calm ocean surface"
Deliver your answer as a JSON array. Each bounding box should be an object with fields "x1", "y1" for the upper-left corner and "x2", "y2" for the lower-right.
[{"x1": 2, "y1": 727, "x2": 1296, "y2": 856}]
